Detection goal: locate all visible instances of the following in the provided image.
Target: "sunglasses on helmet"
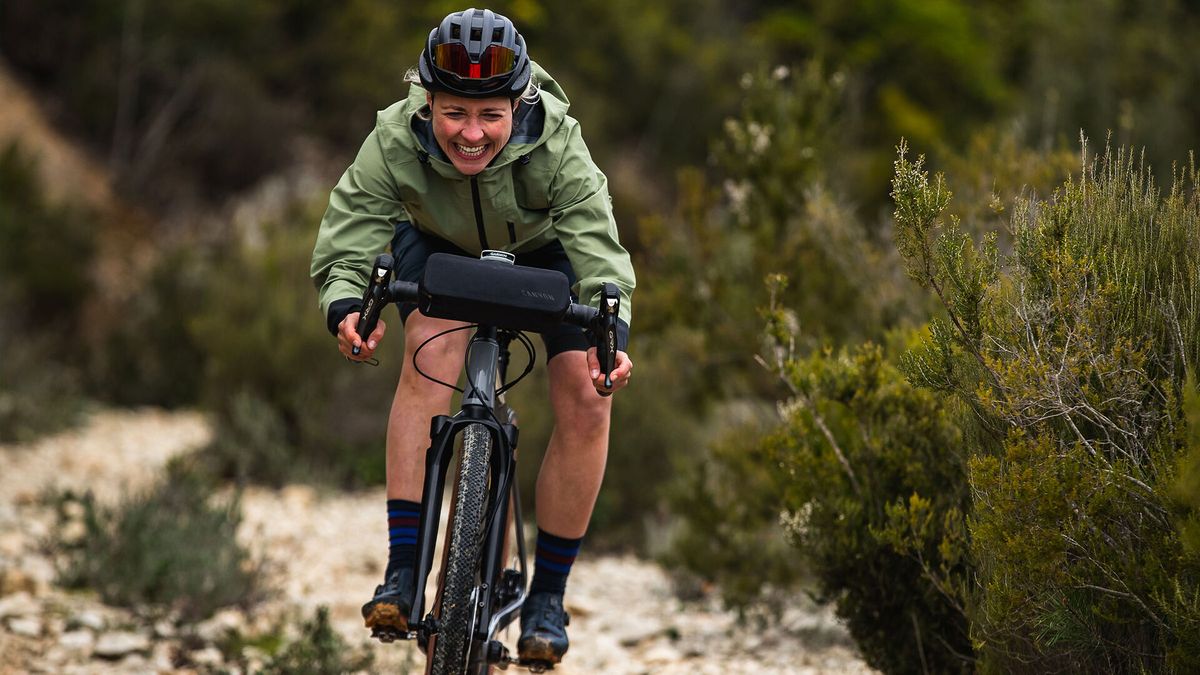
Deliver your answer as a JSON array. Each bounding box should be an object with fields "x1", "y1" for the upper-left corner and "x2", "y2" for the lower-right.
[{"x1": 432, "y1": 43, "x2": 517, "y2": 80}]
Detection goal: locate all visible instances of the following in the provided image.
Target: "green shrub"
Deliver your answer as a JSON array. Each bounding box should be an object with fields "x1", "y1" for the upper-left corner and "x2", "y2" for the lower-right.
[
  {"x1": 661, "y1": 412, "x2": 807, "y2": 614},
  {"x1": 0, "y1": 141, "x2": 95, "y2": 441},
  {"x1": 258, "y1": 606, "x2": 375, "y2": 675},
  {"x1": 0, "y1": 141, "x2": 96, "y2": 329},
  {"x1": 1176, "y1": 377, "x2": 1200, "y2": 558},
  {"x1": 188, "y1": 203, "x2": 398, "y2": 487},
  {"x1": 893, "y1": 141, "x2": 1200, "y2": 671},
  {"x1": 0, "y1": 337, "x2": 87, "y2": 443},
  {"x1": 760, "y1": 287, "x2": 974, "y2": 672},
  {"x1": 55, "y1": 463, "x2": 264, "y2": 622},
  {"x1": 87, "y1": 245, "x2": 209, "y2": 408}
]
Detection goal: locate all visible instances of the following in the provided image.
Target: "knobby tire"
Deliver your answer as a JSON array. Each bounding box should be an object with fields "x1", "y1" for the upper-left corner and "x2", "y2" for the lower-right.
[{"x1": 430, "y1": 423, "x2": 493, "y2": 675}]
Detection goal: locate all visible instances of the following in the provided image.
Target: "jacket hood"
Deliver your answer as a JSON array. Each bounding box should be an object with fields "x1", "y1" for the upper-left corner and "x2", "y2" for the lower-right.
[{"x1": 380, "y1": 61, "x2": 571, "y2": 179}]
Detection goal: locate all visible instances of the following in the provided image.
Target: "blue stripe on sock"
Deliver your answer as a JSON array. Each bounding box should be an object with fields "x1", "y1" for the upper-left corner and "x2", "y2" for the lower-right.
[{"x1": 389, "y1": 526, "x2": 418, "y2": 536}]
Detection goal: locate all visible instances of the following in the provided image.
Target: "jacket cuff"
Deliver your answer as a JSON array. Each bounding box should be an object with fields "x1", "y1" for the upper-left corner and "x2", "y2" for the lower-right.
[{"x1": 327, "y1": 297, "x2": 363, "y2": 337}]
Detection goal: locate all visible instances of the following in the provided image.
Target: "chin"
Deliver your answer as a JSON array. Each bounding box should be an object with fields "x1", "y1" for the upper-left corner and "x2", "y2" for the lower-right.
[{"x1": 453, "y1": 157, "x2": 492, "y2": 175}]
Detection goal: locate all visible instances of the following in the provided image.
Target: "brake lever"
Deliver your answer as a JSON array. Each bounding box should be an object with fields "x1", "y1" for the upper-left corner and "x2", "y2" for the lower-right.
[
  {"x1": 594, "y1": 282, "x2": 619, "y2": 397},
  {"x1": 353, "y1": 253, "x2": 394, "y2": 356}
]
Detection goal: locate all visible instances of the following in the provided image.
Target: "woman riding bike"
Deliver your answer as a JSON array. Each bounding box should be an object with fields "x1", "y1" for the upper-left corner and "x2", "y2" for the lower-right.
[{"x1": 309, "y1": 8, "x2": 635, "y2": 666}]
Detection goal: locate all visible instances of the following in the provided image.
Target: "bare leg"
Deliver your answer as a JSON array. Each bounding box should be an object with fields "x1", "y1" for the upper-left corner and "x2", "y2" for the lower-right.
[
  {"x1": 535, "y1": 351, "x2": 613, "y2": 538},
  {"x1": 386, "y1": 312, "x2": 470, "y2": 501}
]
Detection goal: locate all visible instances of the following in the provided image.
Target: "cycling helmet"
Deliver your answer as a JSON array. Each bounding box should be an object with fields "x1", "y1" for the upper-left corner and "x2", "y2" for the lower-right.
[{"x1": 418, "y1": 8, "x2": 532, "y2": 99}]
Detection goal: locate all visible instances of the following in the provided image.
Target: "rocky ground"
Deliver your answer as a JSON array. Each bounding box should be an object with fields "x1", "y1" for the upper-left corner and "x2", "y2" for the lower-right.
[{"x1": 0, "y1": 409, "x2": 874, "y2": 674}]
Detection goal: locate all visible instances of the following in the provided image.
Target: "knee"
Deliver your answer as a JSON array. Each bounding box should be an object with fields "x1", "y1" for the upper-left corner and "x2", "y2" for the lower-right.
[
  {"x1": 553, "y1": 372, "x2": 612, "y2": 431},
  {"x1": 401, "y1": 316, "x2": 468, "y2": 381}
]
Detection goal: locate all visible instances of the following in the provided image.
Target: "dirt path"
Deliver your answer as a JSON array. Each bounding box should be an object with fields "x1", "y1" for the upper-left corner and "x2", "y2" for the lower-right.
[{"x1": 0, "y1": 409, "x2": 873, "y2": 673}]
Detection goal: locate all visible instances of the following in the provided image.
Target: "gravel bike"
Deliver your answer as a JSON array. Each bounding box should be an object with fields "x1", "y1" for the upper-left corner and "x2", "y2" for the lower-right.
[{"x1": 354, "y1": 250, "x2": 619, "y2": 674}]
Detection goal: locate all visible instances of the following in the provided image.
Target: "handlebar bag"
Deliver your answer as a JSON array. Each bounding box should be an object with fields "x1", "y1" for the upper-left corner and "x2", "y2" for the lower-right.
[{"x1": 419, "y1": 253, "x2": 572, "y2": 332}]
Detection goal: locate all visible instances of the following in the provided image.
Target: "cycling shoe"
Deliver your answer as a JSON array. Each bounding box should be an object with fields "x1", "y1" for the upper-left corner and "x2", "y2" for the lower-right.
[
  {"x1": 518, "y1": 591, "x2": 570, "y2": 664},
  {"x1": 362, "y1": 567, "x2": 415, "y2": 642}
]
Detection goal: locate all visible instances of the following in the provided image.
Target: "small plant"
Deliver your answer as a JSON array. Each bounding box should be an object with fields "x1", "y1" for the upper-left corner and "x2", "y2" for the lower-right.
[
  {"x1": 259, "y1": 606, "x2": 374, "y2": 675},
  {"x1": 55, "y1": 463, "x2": 265, "y2": 622}
]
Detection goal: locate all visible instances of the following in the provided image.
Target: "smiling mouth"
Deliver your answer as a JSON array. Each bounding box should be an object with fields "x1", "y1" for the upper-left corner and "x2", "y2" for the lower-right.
[{"x1": 454, "y1": 143, "x2": 487, "y2": 158}]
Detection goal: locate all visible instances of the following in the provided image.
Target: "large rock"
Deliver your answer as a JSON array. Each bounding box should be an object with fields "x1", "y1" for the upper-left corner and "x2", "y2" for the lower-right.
[
  {"x1": 0, "y1": 591, "x2": 39, "y2": 619},
  {"x1": 59, "y1": 628, "x2": 96, "y2": 653},
  {"x1": 69, "y1": 609, "x2": 107, "y2": 632},
  {"x1": 7, "y1": 615, "x2": 42, "y2": 637},
  {"x1": 94, "y1": 630, "x2": 152, "y2": 659},
  {"x1": 190, "y1": 645, "x2": 225, "y2": 667},
  {"x1": 195, "y1": 607, "x2": 247, "y2": 643}
]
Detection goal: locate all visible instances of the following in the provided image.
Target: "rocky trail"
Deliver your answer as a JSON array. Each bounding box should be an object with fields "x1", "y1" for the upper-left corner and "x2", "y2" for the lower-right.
[{"x1": 0, "y1": 409, "x2": 874, "y2": 674}]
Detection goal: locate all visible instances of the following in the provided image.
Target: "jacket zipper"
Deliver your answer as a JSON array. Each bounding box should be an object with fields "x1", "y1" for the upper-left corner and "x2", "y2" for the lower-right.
[
  {"x1": 470, "y1": 177, "x2": 489, "y2": 250},
  {"x1": 507, "y1": 221, "x2": 517, "y2": 245}
]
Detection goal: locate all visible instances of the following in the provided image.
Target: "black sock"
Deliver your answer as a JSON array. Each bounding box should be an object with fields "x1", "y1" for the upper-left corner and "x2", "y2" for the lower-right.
[
  {"x1": 530, "y1": 528, "x2": 583, "y2": 595},
  {"x1": 386, "y1": 499, "x2": 420, "y2": 579}
]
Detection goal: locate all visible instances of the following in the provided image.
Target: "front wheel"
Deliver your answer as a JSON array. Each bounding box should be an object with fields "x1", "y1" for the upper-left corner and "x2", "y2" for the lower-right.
[{"x1": 430, "y1": 423, "x2": 493, "y2": 675}]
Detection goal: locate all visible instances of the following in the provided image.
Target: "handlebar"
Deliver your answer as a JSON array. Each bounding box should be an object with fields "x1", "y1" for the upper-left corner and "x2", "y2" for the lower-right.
[
  {"x1": 368, "y1": 279, "x2": 601, "y2": 326},
  {"x1": 351, "y1": 253, "x2": 620, "y2": 391}
]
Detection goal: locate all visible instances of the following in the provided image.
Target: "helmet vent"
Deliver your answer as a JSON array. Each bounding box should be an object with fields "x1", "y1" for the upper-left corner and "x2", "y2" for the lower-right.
[
  {"x1": 450, "y1": 25, "x2": 460, "y2": 39},
  {"x1": 493, "y1": 27, "x2": 503, "y2": 41},
  {"x1": 470, "y1": 26, "x2": 482, "y2": 41}
]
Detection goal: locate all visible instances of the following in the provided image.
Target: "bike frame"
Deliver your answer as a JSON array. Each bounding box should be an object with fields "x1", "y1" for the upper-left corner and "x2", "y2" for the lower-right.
[
  {"x1": 408, "y1": 324, "x2": 529, "y2": 664},
  {"x1": 352, "y1": 250, "x2": 617, "y2": 671}
]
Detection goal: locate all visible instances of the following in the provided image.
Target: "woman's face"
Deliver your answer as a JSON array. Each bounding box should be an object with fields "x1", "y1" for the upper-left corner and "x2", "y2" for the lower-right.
[{"x1": 428, "y1": 92, "x2": 515, "y2": 176}]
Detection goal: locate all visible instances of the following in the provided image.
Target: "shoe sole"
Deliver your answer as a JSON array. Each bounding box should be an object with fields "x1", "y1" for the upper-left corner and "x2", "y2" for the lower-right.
[
  {"x1": 518, "y1": 637, "x2": 566, "y2": 664},
  {"x1": 363, "y1": 599, "x2": 409, "y2": 632}
]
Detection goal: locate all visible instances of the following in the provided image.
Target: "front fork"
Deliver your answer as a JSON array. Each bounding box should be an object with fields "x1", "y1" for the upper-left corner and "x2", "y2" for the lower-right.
[{"x1": 407, "y1": 330, "x2": 525, "y2": 650}]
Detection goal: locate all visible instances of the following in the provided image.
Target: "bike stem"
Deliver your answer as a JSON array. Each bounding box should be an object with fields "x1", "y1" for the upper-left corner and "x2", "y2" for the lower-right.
[{"x1": 462, "y1": 327, "x2": 499, "y2": 411}]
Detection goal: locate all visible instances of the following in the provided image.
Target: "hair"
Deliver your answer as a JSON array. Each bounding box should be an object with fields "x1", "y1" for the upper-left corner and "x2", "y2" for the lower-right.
[{"x1": 403, "y1": 67, "x2": 540, "y2": 121}]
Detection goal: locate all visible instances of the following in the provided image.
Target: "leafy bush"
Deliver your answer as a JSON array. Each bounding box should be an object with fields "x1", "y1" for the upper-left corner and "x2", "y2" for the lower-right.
[
  {"x1": 759, "y1": 288, "x2": 974, "y2": 673},
  {"x1": 661, "y1": 412, "x2": 807, "y2": 614},
  {"x1": 0, "y1": 142, "x2": 96, "y2": 328},
  {"x1": 893, "y1": 141, "x2": 1200, "y2": 671},
  {"x1": 0, "y1": 141, "x2": 95, "y2": 441},
  {"x1": 0, "y1": 337, "x2": 87, "y2": 444},
  {"x1": 55, "y1": 463, "x2": 264, "y2": 622},
  {"x1": 1176, "y1": 378, "x2": 1200, "y2": 559},
  {"x1": 86, "y1": 245, "x2": 209, "y2": 408},
  {"x1": 682, "y1": 137, "x2": 1198, "y2": 673},
  {"x1": 188, "y1": 203, "x2": 398, "y2": 487}
]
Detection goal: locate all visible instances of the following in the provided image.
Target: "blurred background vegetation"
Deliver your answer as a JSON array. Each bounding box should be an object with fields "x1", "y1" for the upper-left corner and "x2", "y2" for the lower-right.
[{"x1": 3, "y1": 0, "x2": 1200, "y2": 671}]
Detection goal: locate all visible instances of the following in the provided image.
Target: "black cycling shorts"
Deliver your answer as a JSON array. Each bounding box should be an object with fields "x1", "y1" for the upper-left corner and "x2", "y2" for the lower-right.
[{"x1": 390, "y1": 220, "x2": 590, "y2": 361}]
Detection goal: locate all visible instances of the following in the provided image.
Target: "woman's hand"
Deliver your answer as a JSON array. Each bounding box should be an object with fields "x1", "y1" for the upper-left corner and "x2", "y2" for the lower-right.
[
  {"x1": 586, "y1": 348, "x2": 632, "y2": 395},
  {"x1": 338, "y1": 311, "x2": 387, "y2": 361}
]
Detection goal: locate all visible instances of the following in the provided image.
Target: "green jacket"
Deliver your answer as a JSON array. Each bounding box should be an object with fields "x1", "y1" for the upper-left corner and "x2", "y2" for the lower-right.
[{"x1": 310, "y1": 63, "x2": 635, "y2": 331}]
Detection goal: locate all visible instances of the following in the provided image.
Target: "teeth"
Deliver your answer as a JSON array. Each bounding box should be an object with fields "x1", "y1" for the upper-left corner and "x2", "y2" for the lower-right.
[{"x1": 455, "y1": 143, "x2": 486, "y2": 157}]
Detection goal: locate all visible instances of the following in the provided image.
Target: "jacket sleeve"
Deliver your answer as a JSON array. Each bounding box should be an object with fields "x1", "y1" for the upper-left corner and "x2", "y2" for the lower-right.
[
  {"x1": 310, "y1": 127, "x2": 405, "y2": 331},
  {"x1": 548, "y1": 121, "x2": 636, "y2": 332}
]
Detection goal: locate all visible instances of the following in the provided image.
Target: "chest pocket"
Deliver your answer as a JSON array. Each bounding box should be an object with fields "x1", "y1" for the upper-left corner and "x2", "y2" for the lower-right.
[{"x1": 510, "y1": 158, "x2": 552, "y2": 224}]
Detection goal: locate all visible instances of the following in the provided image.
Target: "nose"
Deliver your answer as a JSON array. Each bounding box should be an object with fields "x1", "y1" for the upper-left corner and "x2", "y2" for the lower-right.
[{"x1": 461, "y1": 121, "x2": 485, "y2": 144}]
